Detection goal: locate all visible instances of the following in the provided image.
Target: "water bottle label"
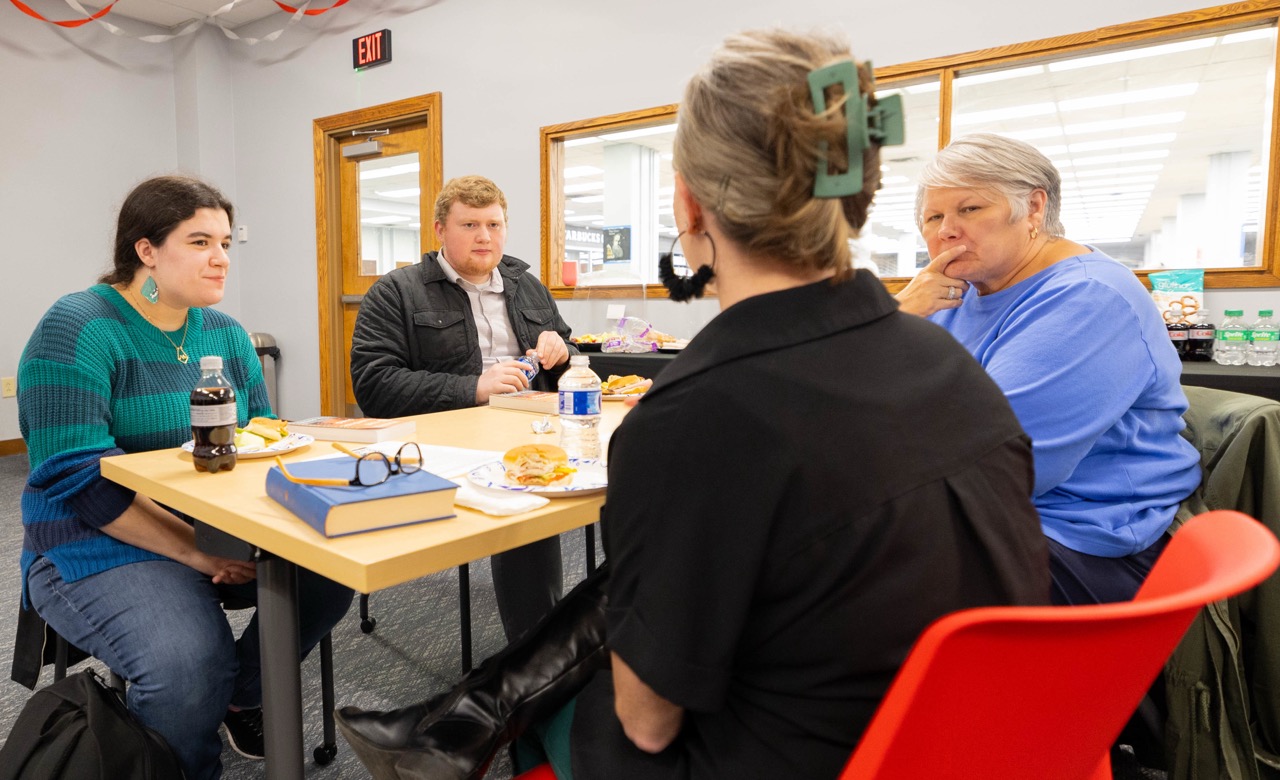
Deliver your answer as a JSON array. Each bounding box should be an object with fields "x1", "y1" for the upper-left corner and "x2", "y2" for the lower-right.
[
  {"x1": 191, "y1": 403, "x2": 237, "y2": 427},
  {"x1": 559, "y1": 389, "x2": 601, "y2": 416},
  {"x1": 1253, "y1": 331, "x2": 1279, "y2": 342},
  {"x1": 1219, "y1": 331, "x2": 1249, "y2": 342}
]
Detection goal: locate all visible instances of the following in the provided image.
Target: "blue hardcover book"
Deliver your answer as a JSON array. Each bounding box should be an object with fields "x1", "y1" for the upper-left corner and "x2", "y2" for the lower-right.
[{"x1": 265, "y1": 458, "x2": 458, "y2": 537}]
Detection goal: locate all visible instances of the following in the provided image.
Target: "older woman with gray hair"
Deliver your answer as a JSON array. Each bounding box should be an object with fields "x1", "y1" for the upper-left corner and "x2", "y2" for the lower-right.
[{"x1": 898, "y1": 132, "x2": 1201, "y2": 610}]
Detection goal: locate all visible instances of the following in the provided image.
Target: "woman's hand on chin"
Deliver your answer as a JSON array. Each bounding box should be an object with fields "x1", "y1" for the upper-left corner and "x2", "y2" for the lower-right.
[{"x1": 895, "y1": 245, "x2": 970, "y2": 317}]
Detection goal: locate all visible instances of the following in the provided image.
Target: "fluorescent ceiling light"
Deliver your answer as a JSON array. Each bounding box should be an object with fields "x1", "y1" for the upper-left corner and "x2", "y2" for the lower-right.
[
  {"x1": 599, "y1": 124, "x2": 677, "y2": 142},
  {"x1": 1058, "y1": 83, "x2": 1198, "y2": 112},
  {"x1": 1001, "y1": 127, "x2": 1066, "y2": 142},
  {"x1": 1048, "y1": 38, "x2": 1215, "y2": 72},
  {"x1": 1067, "y1": 132, "x2": 1177, "y2": 154},
  {"x1": 1222, "y1": 28, "x2": 1276, "y2": 45},
  {"x1": 954, "y1": 65, "x2": 1046, "y2": 87},
  {"x1": 881, "y1": 175, "x2": 911, "y2": 185},
  {"x1": 905, "y1": 82, "x2": 941, "y2": 94},
  {"x1": 375, "y1": 187, "x2": 421, "y2": 198},
  {"x1": 1002, "y1": 114, "x2": 1185, "y2": 143},
  {"x1": 564, "y1": 181, "x2": 604, "y2": 194},
  {"x1": 1054, "y1": 149, "x2": 1170, "y2": 168},
  {"x1": 571, "y1": 195, "x2": 606, "y2": 203},
  {"x1": 564, "y1": 165, "x2": 603, "y2": 179},
  {"x1": 1062, "y1": 112, "x2": 1186, "y2": 135},
  {"x1": 1070, "y1": 164, "x2": 1164, "y2": 178},
  {"x1": 565, "y1": 136, "x2": 602, "y2": 147},
  {"x1": 565, "y1": 215, "x2": 599, "y2": 223},
  {"x1": 406, "y1": 223, "x2": 421, "y2": 229},
  {"x1": 1062, "y1": 174, "x2": 1159, "y2": 188},
  {"x1": 954, "y1": 102, "x2": 1056, "y2": 126},
  {"x1": 361, "y1": 215, "x2": 411, "y2": 224},
  {"x1": 359, "y1": 163, "x2": 420, "y2": 181}
]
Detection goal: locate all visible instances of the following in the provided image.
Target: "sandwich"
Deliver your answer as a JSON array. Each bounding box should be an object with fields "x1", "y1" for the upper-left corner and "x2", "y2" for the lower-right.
[
  {"x1": 244, "y1": 417, "x2": 288, "y2": 443},
  {"x1": 503, "y1": 444, "x2": 576, "y2": 487},
  {"x1": 602, "y1": 374, "x2": 651, "y2": 396}
]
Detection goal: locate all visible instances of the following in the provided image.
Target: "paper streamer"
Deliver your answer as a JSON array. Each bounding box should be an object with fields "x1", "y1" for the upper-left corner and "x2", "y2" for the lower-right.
[
  {"x1": 10, "y1": 0, "x2": 340, "y2": 44},
  {"x1": 10, "y1": 0, "x2": 119, "y2": 27}
]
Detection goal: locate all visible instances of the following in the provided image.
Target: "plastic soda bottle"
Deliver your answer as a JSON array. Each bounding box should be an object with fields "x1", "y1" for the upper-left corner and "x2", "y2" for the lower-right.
[
  {"x1": 1247, "y1": 309, "x2": 1279, "y2": 367},
  {"x1": 1165, "y1": 302, "x2": 1190, "y2": 360},
  {"x1": 558, "y1": 355, "x2": 602, "y2": 460},
  {"x1": 1186, "y1": 309, "x2": 1215, "y2": 362},
  {"x1": 1214, "y1": 310, "x2": 1249, "y2": 366},
  {"x1": 191, "y1": 355, "x2": 238, "y2": 473}
]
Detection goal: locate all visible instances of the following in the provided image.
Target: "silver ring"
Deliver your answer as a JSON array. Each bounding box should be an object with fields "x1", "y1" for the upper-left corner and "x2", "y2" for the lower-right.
[{"x1": 946, "y1": 286, "x2": 957, "y2": 300}]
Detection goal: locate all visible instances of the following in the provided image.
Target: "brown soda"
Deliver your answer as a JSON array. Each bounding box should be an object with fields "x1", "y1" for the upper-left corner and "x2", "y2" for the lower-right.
[{"x1": 191, "y1": 356, "x2": 238, "y2": 473}]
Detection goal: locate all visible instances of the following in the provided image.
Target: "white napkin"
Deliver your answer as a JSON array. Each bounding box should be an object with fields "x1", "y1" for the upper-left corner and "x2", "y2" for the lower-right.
[{"x1": 453, "y1": 480, "x2": 549, "y2": 516}]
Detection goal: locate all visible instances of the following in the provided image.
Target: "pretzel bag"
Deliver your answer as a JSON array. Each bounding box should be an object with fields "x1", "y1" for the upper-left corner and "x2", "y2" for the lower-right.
[{"x1": 1150, "y1": 269, "x2": 1204, "y2": 325}]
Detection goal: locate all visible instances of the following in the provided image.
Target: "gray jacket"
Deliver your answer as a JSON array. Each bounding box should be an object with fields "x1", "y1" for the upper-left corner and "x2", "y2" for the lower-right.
[{"x1": 350, "y1": 251, "x2": 576, "y2": 417}]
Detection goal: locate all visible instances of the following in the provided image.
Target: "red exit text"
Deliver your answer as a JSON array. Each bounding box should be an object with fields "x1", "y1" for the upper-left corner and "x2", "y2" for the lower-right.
[{"x1": 352, "y1": 29, "x2": 392, "y2": 70}]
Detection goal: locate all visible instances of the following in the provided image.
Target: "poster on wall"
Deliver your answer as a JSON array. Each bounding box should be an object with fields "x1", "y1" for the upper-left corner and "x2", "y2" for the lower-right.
[{"x1": 604, "y1": 226, "x2": 631, "y2": 263}]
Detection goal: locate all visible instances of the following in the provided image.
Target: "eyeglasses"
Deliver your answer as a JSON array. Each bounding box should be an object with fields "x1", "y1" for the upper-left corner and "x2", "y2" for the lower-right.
[{"x1": 274, "y1": 442, "x2": 423, "y2": 488}]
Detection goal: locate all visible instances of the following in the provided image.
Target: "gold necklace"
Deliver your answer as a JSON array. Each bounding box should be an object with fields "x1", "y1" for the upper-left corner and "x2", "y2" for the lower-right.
[{"x1": 123, "y1": 285, "x2": 190, "y2": 364}]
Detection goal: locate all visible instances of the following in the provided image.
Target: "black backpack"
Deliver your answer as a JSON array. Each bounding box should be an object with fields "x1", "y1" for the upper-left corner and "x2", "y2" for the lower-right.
[{"x1": 0, "y1": 670, "x2": 184, "y2": 779}]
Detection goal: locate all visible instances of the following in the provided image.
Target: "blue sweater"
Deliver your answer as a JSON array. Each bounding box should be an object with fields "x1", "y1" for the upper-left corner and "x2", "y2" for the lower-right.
[
  {"x1": 18, "y1": 284, "x2": 271, "y2": 600},
  {"x1": 930, "y1": 250, "x2": 1201, "y2": 557}
]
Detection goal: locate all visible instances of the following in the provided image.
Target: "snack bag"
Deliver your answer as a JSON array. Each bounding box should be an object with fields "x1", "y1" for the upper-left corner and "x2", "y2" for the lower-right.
[
  {"x1": 603, "y1": 316, "x2": 659, "y2": 353},
  {"x1": 1149, "y1": 269, "x2": 1204, "y2": 325}
]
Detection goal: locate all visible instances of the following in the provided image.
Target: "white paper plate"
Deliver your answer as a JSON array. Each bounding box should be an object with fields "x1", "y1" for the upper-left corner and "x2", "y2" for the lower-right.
[
  {"x1": 467, "y1": 459, "x2": 607, "y2": 497},
  {"x1": 182, "y1": 433, "x2": 315, "y2": 459}
]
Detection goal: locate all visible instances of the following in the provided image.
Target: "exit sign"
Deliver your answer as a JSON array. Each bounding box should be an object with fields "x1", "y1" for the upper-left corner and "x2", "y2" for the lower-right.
[{"x1": 353, "y1": 29, "x2": 392, "y2": 70}]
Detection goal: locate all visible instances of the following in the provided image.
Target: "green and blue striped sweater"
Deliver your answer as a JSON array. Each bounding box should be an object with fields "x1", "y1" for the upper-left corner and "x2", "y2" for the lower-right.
[{"x1": 19, "y1": 284, "x2": 271, "y2": 601}]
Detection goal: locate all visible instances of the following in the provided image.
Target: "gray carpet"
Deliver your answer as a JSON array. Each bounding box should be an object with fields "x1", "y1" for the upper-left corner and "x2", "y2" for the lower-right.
[{"x1": 0, "y1": 453, "x2": 601, "y2": 779}]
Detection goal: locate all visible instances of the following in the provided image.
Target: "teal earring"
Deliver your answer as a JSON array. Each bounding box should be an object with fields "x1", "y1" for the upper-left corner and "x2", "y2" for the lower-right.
[{"x1": 140, "y1": 275, "x2": 159, "y2": 304}]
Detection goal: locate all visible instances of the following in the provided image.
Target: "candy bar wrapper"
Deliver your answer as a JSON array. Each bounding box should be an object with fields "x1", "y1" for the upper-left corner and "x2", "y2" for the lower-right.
[{"x1": 1149, "y1": 269, "x2": 1204, "y2": 325}]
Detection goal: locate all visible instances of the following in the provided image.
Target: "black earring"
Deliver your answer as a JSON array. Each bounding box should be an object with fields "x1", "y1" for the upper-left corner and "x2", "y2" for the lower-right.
[{"x1": 659, "y1": 231, "x2": 717, "y2": 302}]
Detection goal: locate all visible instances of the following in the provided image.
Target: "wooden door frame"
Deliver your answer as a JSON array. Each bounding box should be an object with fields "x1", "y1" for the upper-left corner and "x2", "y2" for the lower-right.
[{"x1": 313, "y1": 93, "x2": 443, "y2": 416}]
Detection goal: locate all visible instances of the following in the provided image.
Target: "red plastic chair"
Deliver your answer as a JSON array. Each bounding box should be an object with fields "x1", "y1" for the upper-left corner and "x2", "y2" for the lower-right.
[{"x1": 516, "y1": 510, "x2": 1279, "y2": 780}]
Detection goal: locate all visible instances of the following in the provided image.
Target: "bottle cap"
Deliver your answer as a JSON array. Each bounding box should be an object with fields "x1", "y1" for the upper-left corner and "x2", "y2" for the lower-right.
[
  {"x1": 200, "y1": 356, "x2": 223, "y2": 370},
  {"x1": 570, "y1": 355, "x2": 590, "y2": 367},
  {"x1": 1261, "y1": 310, "x2": 1274, "y2": 317},
  {"x1": 1226, "y1": 309, "x2": 1244, "y2": 317}
]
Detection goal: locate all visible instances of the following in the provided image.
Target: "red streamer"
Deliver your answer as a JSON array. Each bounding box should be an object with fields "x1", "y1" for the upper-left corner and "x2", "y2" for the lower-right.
[
  {"x1": 273, "y1": 0, "x2": 349, "y2": 16},
  {"x1": 9, "y1": 0, "x2": 118, "y2": 27}
]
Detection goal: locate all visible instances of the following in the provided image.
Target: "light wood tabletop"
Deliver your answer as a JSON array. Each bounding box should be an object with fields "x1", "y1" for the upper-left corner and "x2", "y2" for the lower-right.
[{"x1": 99, "y1": 403, "x2": 631, "y2": 593}]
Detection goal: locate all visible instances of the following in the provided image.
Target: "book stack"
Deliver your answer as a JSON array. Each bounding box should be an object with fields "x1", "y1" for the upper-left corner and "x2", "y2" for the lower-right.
[{"x1": 265, "y1": 458, "x2": 457, "y2": 537}]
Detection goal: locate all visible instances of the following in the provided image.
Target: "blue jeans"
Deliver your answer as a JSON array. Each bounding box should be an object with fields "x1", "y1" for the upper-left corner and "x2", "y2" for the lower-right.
[{"x1": 27, "y1": 557, "x2": 353, "y2": 780}]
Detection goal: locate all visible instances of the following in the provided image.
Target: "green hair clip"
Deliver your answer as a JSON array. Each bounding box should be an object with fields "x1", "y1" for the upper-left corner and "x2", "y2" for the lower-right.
[{"x1": 807, "y1": 60, "x2": 905, "y2": 197}]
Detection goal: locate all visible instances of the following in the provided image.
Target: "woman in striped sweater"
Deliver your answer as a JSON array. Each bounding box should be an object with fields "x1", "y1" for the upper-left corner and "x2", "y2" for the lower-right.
[{"x1": 18, "y1": 175, "x2": 352, "y2": 780}]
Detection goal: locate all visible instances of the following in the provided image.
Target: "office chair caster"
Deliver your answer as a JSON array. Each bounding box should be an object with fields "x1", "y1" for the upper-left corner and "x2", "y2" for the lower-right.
[
  {"x1": 314, "y1": 743, "x2": 337, "y2": 765},
  {"x1": 358, "y1": 593, "x2": 377, "y2": 633}
]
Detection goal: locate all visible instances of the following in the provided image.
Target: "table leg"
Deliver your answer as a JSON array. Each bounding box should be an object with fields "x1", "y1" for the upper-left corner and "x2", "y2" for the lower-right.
[
  {"x1": 258, "y1": 554, "x2": 304, "y2": 780},
  {"x1": 458, "y1": 563, "x2": 472, "y2": 672}
]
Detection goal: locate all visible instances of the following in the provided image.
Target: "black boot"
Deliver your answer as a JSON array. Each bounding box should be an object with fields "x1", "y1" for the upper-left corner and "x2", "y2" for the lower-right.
[{"x1": 336, "y1": 565, "x2": 609, "y2": 780}]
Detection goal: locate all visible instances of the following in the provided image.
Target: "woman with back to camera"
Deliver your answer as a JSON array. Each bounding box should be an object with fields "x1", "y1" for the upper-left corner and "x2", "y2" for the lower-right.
[
  {"x1": 336, "y1": 30, "x2": 1049, "y2": 780},
  {"x1": 896, "y1": 133, "x2": 1201, "y2": 609},
  {"x1": 17, "y1": 175, "x2": 353, "y2": 780}
]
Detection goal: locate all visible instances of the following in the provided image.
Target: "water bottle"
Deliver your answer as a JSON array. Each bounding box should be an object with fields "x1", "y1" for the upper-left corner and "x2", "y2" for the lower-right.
[
  {"x1": 1215, "y1": 309, "x2": 1249, "y2": 366},
  {"x1": 1187, "y1": 309, "x2": 1215, "y2": 362},
  {"x1": 558, "y1": 355, "x2": 601, "y2": 460},
  {"x1": 1247, "y1": 309, "x2": 1279, "y2": 367},
  {"x1": 190, "y1": 356, "x2": 238, "y2": 473}
]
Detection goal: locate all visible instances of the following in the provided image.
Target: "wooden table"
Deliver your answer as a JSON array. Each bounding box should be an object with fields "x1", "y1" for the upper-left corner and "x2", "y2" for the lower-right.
[{"x1": 100, "y1": 404, "x2": 629, "y2": 780}]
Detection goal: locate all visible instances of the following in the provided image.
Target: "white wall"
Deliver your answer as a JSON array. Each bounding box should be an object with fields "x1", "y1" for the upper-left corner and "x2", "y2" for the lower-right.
[{"x1": 1, "y1": 0, "x2": 1274, "y2": 438}]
